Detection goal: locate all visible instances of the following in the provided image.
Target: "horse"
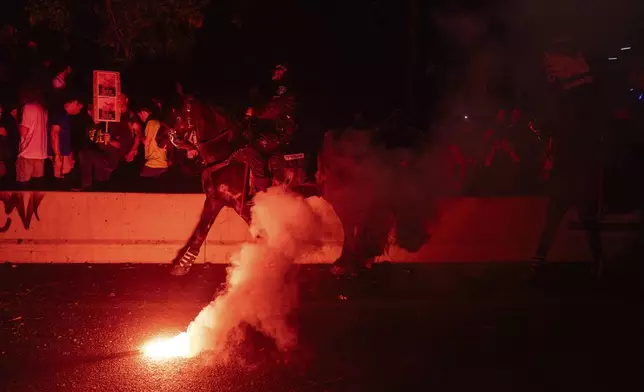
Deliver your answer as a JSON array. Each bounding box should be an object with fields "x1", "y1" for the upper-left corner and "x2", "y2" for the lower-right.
[{"x1": 166, "y1": 94, "x2": 385, "y2": 276}]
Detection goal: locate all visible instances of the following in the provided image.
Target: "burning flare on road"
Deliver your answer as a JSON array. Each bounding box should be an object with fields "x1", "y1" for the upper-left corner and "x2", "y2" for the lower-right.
[
  {"x1": 141, "y1": 188, "x2": 325, "y2": 360},
  {"x1": 141, "y1": 332, "x2": 194, "y2": 360}
]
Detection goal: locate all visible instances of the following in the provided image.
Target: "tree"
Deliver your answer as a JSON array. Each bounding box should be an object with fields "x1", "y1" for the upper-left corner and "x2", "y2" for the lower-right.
[
  {"x1": 26, "y1": 0, "x2": 208, "y2": 63},
  {"x1": 26, "y1": 0, "x2": 72, "y2": 33}
]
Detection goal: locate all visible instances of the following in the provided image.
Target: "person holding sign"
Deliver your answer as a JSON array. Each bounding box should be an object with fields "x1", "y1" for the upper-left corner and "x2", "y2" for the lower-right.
[{"x1": 78, "y1": 104, "x2": 124, "y2": 191}]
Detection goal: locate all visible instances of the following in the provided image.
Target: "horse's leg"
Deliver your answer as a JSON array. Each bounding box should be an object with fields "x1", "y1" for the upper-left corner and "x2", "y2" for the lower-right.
[
  {"x1": 327, "y1": 199, "x2": 392, "y2": 276},
  {"x1": 239, "y1": 200, "x2": 252, "y2": 226},
  {"x1": 239, "y1": 162, "x2": 253, "y2": 225},
  {"x1": 171, "y1": 196, "x2": 224, "y2": 276},
  {"x1": 330, "y1": 206, "x2": 360, "y2": 276},
  {"x1": 353, "y1": 209, "x2": 391, "y2": 270}
]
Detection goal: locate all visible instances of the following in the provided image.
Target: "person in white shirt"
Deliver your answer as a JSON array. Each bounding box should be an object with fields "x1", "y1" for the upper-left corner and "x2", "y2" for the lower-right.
[{"x1": 17, "y1": 88, "x2": 48, "y2": 187}]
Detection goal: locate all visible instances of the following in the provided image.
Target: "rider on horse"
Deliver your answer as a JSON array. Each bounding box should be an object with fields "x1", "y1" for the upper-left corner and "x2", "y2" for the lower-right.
[
  {"x1": 233, "y1": 63, "x2": 297, "y2": 193},
  {"x1": 168, "y1": 65, "x2": 301, "y2": 276}
]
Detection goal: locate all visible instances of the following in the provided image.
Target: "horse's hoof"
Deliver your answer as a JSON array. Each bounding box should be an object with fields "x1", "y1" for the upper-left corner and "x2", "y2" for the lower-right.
[
  {"x1": 330, "y1": 265, "x2": 345, "y2": 277},
  {"x1": 170, "y1": 249, "x2": 198, "y2": 276},
  {"x1": 170, "y1": 264, "x2": 191, "y2": 276},
  {"x1": 330, "y1": 264, "x2": 361, "y2": 278}
]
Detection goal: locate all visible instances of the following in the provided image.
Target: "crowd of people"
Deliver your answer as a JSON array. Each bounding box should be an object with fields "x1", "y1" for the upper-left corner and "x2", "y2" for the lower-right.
[
  {"x1": 1, "y1": 29, "x2": 641, "y2": 278},
  {"x1": 0, "y1": 40, "x2": 638, "y2": 204},
  {"x1": 0, "y1": 58, "x2": 554, "y2": 197},
  {"x1": 0, "y1": 63, "x2": 201, "y2": 193},
  {"x1": 0, "y1": 78, "x2": 616, "y2": 199},
  {"x1": 444, "y1": 106, "x2": 553, "y2": 196}
]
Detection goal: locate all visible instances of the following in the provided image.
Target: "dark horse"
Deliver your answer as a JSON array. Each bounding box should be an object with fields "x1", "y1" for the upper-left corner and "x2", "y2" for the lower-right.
[{"x1": 166, "y1": 95, "x2": 382, "y2": 276}]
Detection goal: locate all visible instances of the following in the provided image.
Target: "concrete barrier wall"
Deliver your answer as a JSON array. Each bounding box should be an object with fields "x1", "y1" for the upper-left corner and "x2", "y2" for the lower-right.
[
  {"x1": 0, "y1": 191, "x2": 342, "y2": 264},
  {"x1": 376, "y1": 198, "x2": 635, "y2": 263},
  {"x1": 0, "y1": 191, "x2": 638, "y2": 264}
]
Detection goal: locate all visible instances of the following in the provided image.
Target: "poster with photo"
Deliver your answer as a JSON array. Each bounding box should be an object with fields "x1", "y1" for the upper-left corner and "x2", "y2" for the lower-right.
[
  {"x1": 93, "y1": 70, "x2": 121, "y2": 123},
  {"x1": 96, "y1": 96, "x2": 118, "y2": 122}
]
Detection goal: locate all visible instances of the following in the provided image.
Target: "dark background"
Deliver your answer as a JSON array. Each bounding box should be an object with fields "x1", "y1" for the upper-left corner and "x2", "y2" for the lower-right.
[{"x1": 2, "y1": 0, "x2": 644, "y2": 127}]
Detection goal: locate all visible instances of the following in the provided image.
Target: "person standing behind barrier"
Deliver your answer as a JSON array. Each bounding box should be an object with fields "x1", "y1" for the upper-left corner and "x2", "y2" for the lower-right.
[
  {"x1": 48, "y1": 92, "x2": 83, "y2": 189},
  {"x1": 16, "y1": 86, "x2": 48, "y2": 189},
  {"x1": 77, "y1": 104, "x2": 128, "y2": 191},
  {"x1": 0, "y1": 106, "x2": 11, "y2": 182},
  {"x1": 0, "y1": 102, "x2": 19, "y2": 187},
  {"x1": 100, "y1": 93, "x2": 142, "y2": 190},
  {"x1": 530, "y1": 33, "x2": 605, "y2": 277},
  {"x1": 136, "y1": 104, "x2": 170, "y2": 185}
]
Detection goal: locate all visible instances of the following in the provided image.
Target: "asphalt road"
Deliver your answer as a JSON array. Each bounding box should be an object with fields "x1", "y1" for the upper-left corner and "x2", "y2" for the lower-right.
[{"x1": 0, "y1": 262, "x2": 643, "y2": 392}]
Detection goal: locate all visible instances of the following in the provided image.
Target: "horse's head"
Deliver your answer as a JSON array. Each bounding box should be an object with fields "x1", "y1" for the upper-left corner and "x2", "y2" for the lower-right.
[
  {"x1": 168, "y1": 94, "x2": 242, "y2": 163},
  {"x1": 172, "y1": 95, "x2": 236, "y2": 136}
]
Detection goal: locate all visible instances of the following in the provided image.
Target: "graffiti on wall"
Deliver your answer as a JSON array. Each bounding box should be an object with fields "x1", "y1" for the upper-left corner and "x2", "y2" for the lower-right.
[{"x1": 0, "y1": 192, "x2": 45, "y2": 233}]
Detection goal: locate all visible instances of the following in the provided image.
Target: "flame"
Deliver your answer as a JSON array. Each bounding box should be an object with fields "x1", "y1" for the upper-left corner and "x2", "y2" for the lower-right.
[
  {"x1": 140, "y1": 332, "x2": 194, "y2": 360},
  {"x1": 140, "y1": 189, "x2": 324, "y2": 361}
]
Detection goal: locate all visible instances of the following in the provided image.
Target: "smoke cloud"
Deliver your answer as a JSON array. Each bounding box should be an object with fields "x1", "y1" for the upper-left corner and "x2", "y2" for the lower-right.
[
  {"x1": 318, "y1": 127, "x2": 445, "y2": 259},
  {"x1": 183, "y1": 187, "x2": 324, "y2": 357}
]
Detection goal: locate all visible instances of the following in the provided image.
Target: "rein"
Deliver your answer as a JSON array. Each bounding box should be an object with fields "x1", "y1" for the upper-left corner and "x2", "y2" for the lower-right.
[
  {"x1": 185, "y1": 102, "x2": 247, "y2": 146},
  {"x1": 197, "y1": 126, "x2": 235, "y2": 146}
]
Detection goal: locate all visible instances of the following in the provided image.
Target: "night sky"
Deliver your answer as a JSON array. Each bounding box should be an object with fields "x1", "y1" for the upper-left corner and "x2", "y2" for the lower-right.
[{"x1": 1, "y1": 0, "x2": 644, "y2": 126}]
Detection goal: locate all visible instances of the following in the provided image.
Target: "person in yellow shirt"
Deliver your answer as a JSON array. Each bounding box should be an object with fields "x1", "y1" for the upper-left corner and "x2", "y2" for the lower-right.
[{"x1": 136, "y1": 105, "x2": 170, "y2": 179}]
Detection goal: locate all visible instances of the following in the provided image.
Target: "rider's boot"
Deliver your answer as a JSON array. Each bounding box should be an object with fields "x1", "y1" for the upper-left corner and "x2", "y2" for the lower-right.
[
  {"x1": 254, "y1": 175, "x2": 271, "y2": 193},
  {"x1": 171, "y1": 246, "x2": 199, "y2": 276}
]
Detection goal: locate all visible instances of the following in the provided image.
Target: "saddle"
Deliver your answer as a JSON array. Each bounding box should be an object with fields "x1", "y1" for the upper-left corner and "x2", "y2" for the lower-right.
[{"x1": 198, "y1": 129, "x2": 240, "y2": 167}]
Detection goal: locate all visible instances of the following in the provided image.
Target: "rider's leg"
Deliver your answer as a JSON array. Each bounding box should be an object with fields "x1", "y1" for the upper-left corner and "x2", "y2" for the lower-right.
[
  {"x1": 239, "y1": 147, "x2": 270, "y2": 193},
  {"x1": 172, "y1": 197, "x2": 223, "y2": 275}
]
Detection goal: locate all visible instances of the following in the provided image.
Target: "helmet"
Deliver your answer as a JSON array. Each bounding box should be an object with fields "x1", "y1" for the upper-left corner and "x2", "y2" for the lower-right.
[
  {"x1": 272, "y1": 64, "x2": 288, "y2": 82},
  {"x1": 271, "y1": 63, "x2": 290, "y2": 99}
]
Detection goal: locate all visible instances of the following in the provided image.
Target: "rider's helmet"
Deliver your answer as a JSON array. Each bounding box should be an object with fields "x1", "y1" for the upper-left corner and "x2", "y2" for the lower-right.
[
  {"x1": 270, "y1": 63, "x2": 291, "y2": 100},
  {"x1": 272, "y1": 63, "x2": 288, "y2": 82},
  {"x1": 249, "y1": 62, "x2": 295, "y2": 116},
  {"x1": 272, "y1": 64, "x2": 288, "y2": 94}
]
